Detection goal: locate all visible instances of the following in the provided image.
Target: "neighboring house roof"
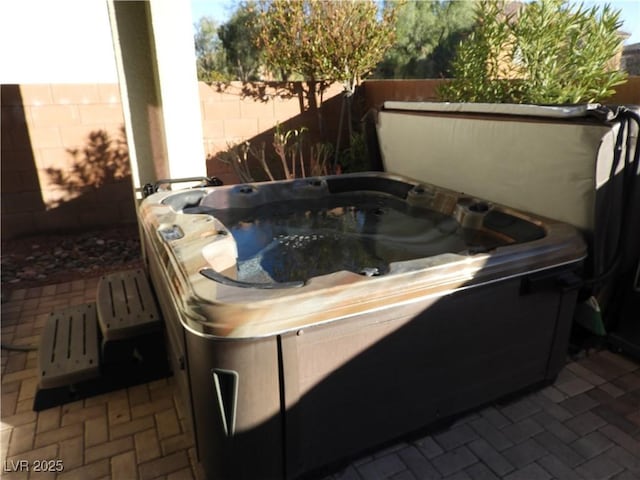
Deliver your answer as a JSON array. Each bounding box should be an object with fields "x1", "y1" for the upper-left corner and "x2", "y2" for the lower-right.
[
  {"x1": 623, "y1": 42, "x2": 640, "y2": 53},
  {"x1": 504, "y1": 1, "x2": 524, "y2": 19},
  {"x1": 622, "y1": 42, "x2": 640, "y2": 75}
]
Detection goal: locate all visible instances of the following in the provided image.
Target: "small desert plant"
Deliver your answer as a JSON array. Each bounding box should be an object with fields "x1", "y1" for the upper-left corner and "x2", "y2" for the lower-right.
[
  {"x1": 272, "y1": 125, "x2": 335, "y2": 179},
  {"x1": 272, "y1": 125, "x2": 306, "y2": 179},
  {"x1": 247, "y1": 142, "x2": 276, "y2": 181},
  {"x1": 215, "y1": 125, "x2": 337, "y2": 182},
  {"x1": 309, "y1": 142, "x2": 334, "y2": 177},
  {"x1": 438, "y1": 0, "x2": 628, "y2": 104},
  {"x1": 214, "y1": 141, "x2": 254, "y2": 183}
]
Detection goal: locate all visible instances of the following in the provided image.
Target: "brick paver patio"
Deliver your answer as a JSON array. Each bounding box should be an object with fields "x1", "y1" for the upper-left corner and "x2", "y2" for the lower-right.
[{"x1": 1, "y1": 279, "x2": 639, "y2": 479}]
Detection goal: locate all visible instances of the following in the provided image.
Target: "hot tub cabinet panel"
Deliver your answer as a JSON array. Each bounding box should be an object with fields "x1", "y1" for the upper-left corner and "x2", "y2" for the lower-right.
[
  {"x1": 138, "y1": 172, "x2": 586, "y2": 480},
  {"x1": 186, "y1": 335, "x2": 284, "y2": 480},
  {"x1": 281, "y1": 269, "x2": 579, "y2": 476}
]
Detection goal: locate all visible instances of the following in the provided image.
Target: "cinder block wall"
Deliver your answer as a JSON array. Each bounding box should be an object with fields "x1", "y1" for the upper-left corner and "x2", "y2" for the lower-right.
[
  {"x1": 0, "y1": 82, "x2": 345, "y2": 239},
  {"x1": 199, "y1": 82, "x2": 345, "y2": 184},
  {"x1": 2, "y1": 78, "x2": 638, "y2": 240},
  {"x1": 1, "y1": 84, "x2": 136, "y2": 239},
  {"x1": 361, "y1": 80, "x2": 444, "y2": 111}
]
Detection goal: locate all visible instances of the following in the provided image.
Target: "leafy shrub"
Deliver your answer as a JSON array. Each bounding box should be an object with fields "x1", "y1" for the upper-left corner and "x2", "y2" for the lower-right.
[
  {"x1": 438, "y1": 0, "x2": 628, "y2": 104},
  {"x1": 339, "y1": 132, "x2": 369, "y2": 173}
]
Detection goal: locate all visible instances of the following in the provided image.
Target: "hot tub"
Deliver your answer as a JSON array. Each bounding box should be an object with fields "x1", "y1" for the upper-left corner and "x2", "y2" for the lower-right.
[{"x1": 138, "y1": 172, "x2": 586, "y2": 479}]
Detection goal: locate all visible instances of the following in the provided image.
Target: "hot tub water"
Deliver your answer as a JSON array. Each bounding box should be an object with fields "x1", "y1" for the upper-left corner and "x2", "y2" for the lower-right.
[{"x1": 204, "y1": 194, "x2": 513, "y2": 283}]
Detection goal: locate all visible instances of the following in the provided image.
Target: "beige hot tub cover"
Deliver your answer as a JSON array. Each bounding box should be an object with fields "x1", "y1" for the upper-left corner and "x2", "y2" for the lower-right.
[{"x1": 376, "y1": 102, "x2": 624, "y2": 231}]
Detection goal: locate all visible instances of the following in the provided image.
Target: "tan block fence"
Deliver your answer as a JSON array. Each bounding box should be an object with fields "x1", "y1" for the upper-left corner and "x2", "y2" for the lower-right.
[
  {"x1": 1, "y1": 84, "x2": 134, "y2": 239},
  {"x1": 2, "y1": 79, "x2": 639, "y2": 240},
  {"x1": 198, "y1": 81, "x2": 345, "y2": 185},
  {"x1": 1, "y1": 82, "x2": 347, "y2": 239}
]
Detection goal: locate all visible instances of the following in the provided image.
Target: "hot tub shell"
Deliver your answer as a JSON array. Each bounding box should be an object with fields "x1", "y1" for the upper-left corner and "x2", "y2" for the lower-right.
[{"x1": 138, "y1": 172, "x2": 586, "y2": 479}]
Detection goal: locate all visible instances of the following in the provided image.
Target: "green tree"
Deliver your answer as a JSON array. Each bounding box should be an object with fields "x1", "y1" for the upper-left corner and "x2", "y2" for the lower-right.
[
  {"x1": 377, "y1": 0, "x2": 476, "y2": 79},
  {"x1": 439, "y1": 0, "x2": 628, "y2": 103},
  {"x1": 256, "y1": 0, "x2": 398, "y2": 109},
  {"x1": 194, "y1": 16, "x2": 230, "y2": 82},
  {"x1": 218, "y1": 2, "x2": 262, "y2": 82}
]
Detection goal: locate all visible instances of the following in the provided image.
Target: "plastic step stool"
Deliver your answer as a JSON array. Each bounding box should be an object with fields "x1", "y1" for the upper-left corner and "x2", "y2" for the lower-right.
[{"x1": 38, "y1": 303, "x2": 100, "y2": 389}]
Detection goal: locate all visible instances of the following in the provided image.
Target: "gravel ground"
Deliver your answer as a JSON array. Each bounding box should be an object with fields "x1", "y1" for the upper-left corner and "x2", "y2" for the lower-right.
[{"x1": 1, "y1": 225, "x2": 143, "y2": 291}]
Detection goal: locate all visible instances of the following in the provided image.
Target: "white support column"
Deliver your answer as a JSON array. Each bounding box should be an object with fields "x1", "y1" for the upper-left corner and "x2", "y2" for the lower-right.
[
  {"x1": 148, "y1": 0, "x2": 206, "y2": 181},
  {"x1": 108, "y1": 0, "x2": 205, "y2": 198}
]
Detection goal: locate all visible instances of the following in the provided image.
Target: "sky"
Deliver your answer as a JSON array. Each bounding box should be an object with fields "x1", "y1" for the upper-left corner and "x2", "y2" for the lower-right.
[
  {"x1": 0, "y1": 0, "x2": 118, "y2": 83},
  {"x1": 190, "y1": 0, "x2": 640, "y2": 45}
]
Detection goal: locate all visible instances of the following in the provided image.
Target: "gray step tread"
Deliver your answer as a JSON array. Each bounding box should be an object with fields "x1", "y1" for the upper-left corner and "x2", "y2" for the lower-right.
[
  {"x1": 38, "y1": 303, "x2": 101, "y2": 389},
  {"x1": 97, "y1": 269, "x2": 161, "y2": 341}
]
